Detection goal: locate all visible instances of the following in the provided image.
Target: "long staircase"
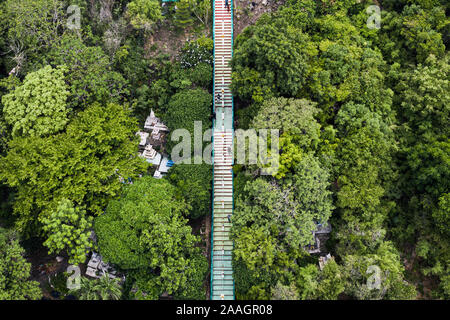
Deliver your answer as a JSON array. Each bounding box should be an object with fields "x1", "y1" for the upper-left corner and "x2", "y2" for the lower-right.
[{"x1": 210, "y1": 0, "x2": 234, "y2": 300}]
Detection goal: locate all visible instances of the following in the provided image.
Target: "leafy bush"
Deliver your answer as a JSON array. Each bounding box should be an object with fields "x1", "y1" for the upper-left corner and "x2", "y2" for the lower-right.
[
  {"x1": 162, "y1": 88, "x2": 211, "y2": 153},
  {"x1": 95, "y1": 177, "x2": 208, "y2": 297},
  {"x1": 167, "y1": 163, "x2": 212, "y2": 219},
  {"x1": 0, "y1": 228, "x2": 42, "y2": 300},
  {"x1": 180, "y1": 37, "x2": 213, "y2": 68},
  {"x1": 126, "y1": 0, "x2": 163, "y2": 32},
  {"x1": 42, "y1": 199, "x2": 93, "y2": 265},
  {"x1": 2, "y1": 65, "x2": 70, "y2": 137}
]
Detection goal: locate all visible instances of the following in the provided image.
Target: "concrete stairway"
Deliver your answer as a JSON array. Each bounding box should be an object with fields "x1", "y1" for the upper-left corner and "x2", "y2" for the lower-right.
[{"x1": 211, "y1": 0, "x2": 234, "y2": 301}]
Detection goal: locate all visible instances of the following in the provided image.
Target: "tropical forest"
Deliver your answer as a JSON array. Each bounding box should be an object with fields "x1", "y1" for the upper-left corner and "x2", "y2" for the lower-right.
[{"x1": 0, "y1": 0, "x2": 448, "y2": 303}]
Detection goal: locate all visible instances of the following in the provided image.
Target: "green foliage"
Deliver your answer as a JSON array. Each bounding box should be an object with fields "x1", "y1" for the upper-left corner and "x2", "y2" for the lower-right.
[
  {"x1": 251, "y1": 98, "x2": 321, "y2": 178},
  {"x1": 174, "y1": 0, "x2": 194, "y2": 30},
  {"x1": 376, "y1": 4, "x2": 447, "y2": 65},
  {"x1": 234, "y1": 155, "x2": 333, "y2": 249},
  {"x1": 96, "y1": 175, "x2": 187, "y2": 269},
  {"x1": 231, "y1": 15, "x2": 312, "y2": 103},
  {"x1": 163, "y1": 88, "x2": 211, "y2": 153},
  {"x1": 145, "y1": 57, "x2": 211, "y2": 119},
  {"x1": 4, "y1": 0, "x2": 65, "y2": 51},
  {"x1": 188, "y1": 0, "x2": 212, "y2": 29},
  {"x1": 231, "y1": 3, "x2": 396, "y2": 128},
  {"x1": 433, "y1": 193, "x2": 450, "y2": 235},
  {"x1": 47, "y1": 271, "x2": 70, "y2": 296},
  {"x1": 232, "y1": 155, "x2": 333, "y2": 298},
  {"x1": 0, "y1": 228, "x2": 42, "y2": 300},
  {"x1": 271, "y1": 282, "x2": 299, "y2": 300},
  {"x1": 292, "y1": 154, "x2": 334, "y2": 229},
  {"x1": 229, "y1": 0, "x2": 438, "y2": 300},
  {"x1": 95, "y1": 176, "x2": 207, "y2": 297},
  {"x1": 127, "y1": 271, "x2": 161, "y2": 300},
  {"x1": 74, "y1": 275, "x2": 122, "y2": 300},
  {"x1": 233, "y1": 227, "x2": 277, "y2": 277},
  {"x1": 341, "y1": 242, "x2": 417, "y2": 300},
  {"x1": 0, "y1": 102, "x2": 148, "y2": 234},
  {"x1": 173, "y1": 252, "x2": 208, "y2": 300},
  {"x1": 440, "y1": 274, "x2": 450, "y2": 299},
  {"x1": 252, "y1": 98, "x2": 320, "y2": 144},
  {"x1": 392, "y1": 53, "x2": 450, "y2": 298},
  {"x1": 296, "y1": 259, "x2": 345, "y2": 300},
  {"x1": 41, "y1": 199, "x2": 93, "y2": 265},
  {"x1": 190, "y1": 63, "x2": 213, "y2": 88},
  {"x1": 2, "y1": 65, "x2": 70, "y2": 137},
  {"x1": 233, "y1": 256, "x2": 274, "y2": 300},
  {"x1": 180, "y1": 37, "x2": 214, "y2": 68},
  {"x1": 167, "y1": 163, "x2": 212, "y2": 219},
  {"x1": 396, "y1": 54, "x2": 449, "y2": 136},
  {"x1": 44, "y1": 35, "x2": 129, "y2": 108},
  {"x1": 126, "y1": 0, "x2": 163, "y2": 32},
  {"x1": 316, "y1": 259, "x2": 346, "y2": 299},
  {"x1": 335, "y1": 126, "x2": 394, "y2": 229},
  {"x1": 0, "y1": 0, "x2": 446, "y2": 301},
  {"x1": 296, "y1": 264, "x2": 320, "y2": 299}
]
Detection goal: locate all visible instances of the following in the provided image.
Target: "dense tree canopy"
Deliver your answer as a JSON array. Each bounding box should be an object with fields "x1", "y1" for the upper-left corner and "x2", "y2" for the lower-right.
[
  {"x1": 167, "y1": 163, "x2": 212, "y2": 219},
  {"x1": 0, "y1": 102, "x2": 148, "y2": 234},
  {"x1": 251, "y1": 98, "x2": 321, "y2": 178},
  {"x1": 231, "y1": 16, "x2": 312, "y2": 103},
  {"x1": 95, "y1": 176, "x2": 207, "y2": 299},
  {"x1": 43, "y1": 35, "x2": 129, "y2": 109},
  {"x1": 232, "y1": 154, "x2": 333, "y2": 298},
  {"x1": 41, "y1": 199, "x2": 93, "y2": 265},
  {"x1": 4, "y1": 0, "x2": 65, "y2": 50},
  {"x1": 229, "y1": 0, "x2": 450, "y2": 300},
  {"x1": 2, "y1": 65, "x2": 70, "y2": 137},
  {"x1": 0, "y1": 0, "x2": 447, "y2": 301},
  {"x1": 0, "y1": 228, "x2": 41, "y2": 300}
]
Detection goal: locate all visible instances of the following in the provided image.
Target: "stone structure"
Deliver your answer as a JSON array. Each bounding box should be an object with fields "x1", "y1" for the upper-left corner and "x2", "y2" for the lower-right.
[
  {"x1": 137, "y1": 110, "x2": 173, "y2": 178},
  {"x1": 319, "y1": 253, "x2": 333, "y2": 271},
  {"x1": 305, "y1": 222, "x2": 332, "y2": 254},
  {"x1": 85, "y1": 251, "x2": 124, "y2": 282},
  {"x1": 144, "y1": 109, "x2": 169, "y2": 135},
  {"x1": 136, "y1": 131, "x2": 149, "y2": 149}
]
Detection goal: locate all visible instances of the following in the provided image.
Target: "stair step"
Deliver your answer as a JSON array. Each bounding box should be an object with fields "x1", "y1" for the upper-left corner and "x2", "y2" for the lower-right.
[{"x1": 212, "y1": 289, "x2": 234, "y2": 295}]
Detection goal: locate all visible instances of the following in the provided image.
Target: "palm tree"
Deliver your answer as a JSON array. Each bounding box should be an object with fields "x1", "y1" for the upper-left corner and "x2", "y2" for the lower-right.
[
  {"x1": 75, "y1": 274, "x2": 122, "y2": 300},
  {"x1": 96, "y1": 274, "x2": 122, "y2": 300},
  {"x1": 76, "y1": 277, "x2": 101, "y2": 300}
]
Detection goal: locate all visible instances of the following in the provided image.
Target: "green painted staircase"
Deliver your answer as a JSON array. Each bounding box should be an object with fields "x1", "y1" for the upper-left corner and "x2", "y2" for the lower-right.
[{"x1": 211, "y1": 0, "x2": 234, "y2": 301}]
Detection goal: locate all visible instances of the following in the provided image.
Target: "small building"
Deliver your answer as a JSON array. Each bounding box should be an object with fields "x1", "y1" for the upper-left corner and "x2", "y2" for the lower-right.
[
  {"x1": 137, "y1": 110, "x2": 174, "y2": 177},
  {"x1": 86, "y1": 251, "x2": 124, "y2": 282},
  {"x1": 305, "y1": 221, "x2": 332, "y2": 254},
  {"x1": 140, "y1": 144, "x2": 162, "y2": 166},
  {"x1": 153, "y1": 170, "x2": 163, "y2": 179},
  {"x1": 136, "y1": 131, "x2": 149, "y2": 150},
  {"x1": 319, "y1": 253, "x2": 333, "y2": 271},
  {"x1": 144, "y1": 109, "x2": 169, "y2": 134},
  {"x1": 158, "y1": 156, "x2": 171, "y2": 174}
]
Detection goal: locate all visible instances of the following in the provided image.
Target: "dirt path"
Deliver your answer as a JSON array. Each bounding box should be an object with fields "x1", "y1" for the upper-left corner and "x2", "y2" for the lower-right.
[
  {"x1": 145, "y1": 23, "x2": 210, "y2": 60},
  {"x1": 233, "y1": 0, "x2": 285, "y2": 35}
]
